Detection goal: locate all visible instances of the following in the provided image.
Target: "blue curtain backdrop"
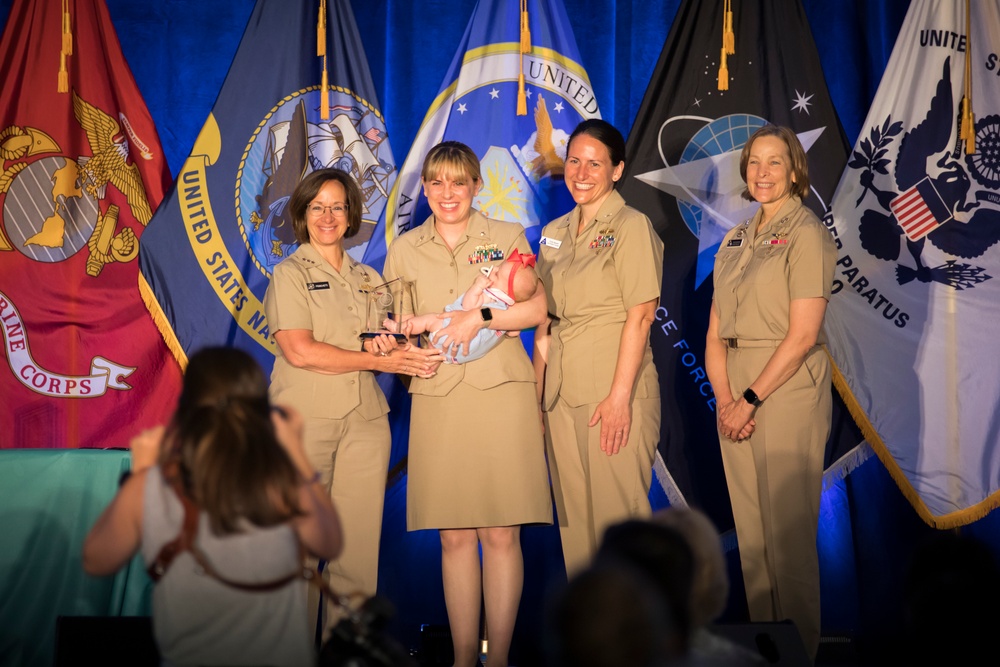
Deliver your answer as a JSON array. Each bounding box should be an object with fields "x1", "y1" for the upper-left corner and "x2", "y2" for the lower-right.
[
  {"x1": 0, "y1": 0, "x2": 910, "y2": 179},
  {"x1": 14, "y1": 0, "x2": 996, "y2": 661}
]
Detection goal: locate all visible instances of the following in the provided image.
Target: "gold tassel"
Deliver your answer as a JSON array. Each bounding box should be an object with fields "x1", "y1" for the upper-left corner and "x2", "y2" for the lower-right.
[
  {"x1": 516, "y1": 0, "x2": 529, "y2": 116},
  {"x1": 58, "y1": 50, "x2": 68, "y2": 93},
  {"x1": 961, "y1": 96, "x2": 975, "y2": 154},
  {"x1": 517, "y1": 72, "x2": 527, "y2": 115},
  {"x1": 724, "y1": 0, "x2": 734, "y2": 55},
  {"x1": 961, "y1": 0, "x2": 975, "y2": 154},
  {"x1": 58, "y1": 0, "x2": 70, "y2": 93},
  {"x1": 321, "y1": 62, "x2": 329, "y2": 120},
  {"x1": 717, "y1": 49, "x2": 728, "y2": 91},
  {"x1": 520, "y1": 0, "x2": 531, "y2": 53},
  {"x1": 317, "y1": 0, "x2": 326, "y2": 57},
  {"x1": 62, "y1": 0, "x2": 73, "y2": 55}
]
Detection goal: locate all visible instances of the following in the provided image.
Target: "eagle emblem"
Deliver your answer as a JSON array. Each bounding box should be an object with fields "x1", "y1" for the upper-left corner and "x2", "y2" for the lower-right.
[{"x1": 72, "y1": 91, "x2": 152, "y2": 225}]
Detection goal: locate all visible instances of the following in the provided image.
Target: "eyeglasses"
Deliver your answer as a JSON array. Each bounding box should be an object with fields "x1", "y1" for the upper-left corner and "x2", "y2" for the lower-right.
[{"x1": 307, "y1": 204, "x2": 349, "y2": 217}]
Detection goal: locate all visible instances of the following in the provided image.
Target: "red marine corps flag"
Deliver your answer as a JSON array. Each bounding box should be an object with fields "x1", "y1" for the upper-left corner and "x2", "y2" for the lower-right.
[{"x1": 0, "y1": 0, "x2": 182, "y2": 448}]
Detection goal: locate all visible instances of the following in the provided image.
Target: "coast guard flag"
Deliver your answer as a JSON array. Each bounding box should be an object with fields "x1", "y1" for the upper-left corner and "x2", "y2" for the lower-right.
[
  {"x1": 824, "y1": 0, "x2": 1000, "y2": 528},
  {"x1": 0, "y1": 0, "x2": 182, "y2": 448},
  {"x1": 140, "y1": 0, "x2": 395, "y2": 372},
  {"x1": 377, "y1": 0, "x2": 599, "y2": 262},
  {"x1": 617, "y1": 0, "x2": 852, "y2": 526}
]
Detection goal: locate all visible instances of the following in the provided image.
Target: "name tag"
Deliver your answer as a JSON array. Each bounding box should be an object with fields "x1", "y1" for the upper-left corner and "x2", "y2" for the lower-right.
[
  {"x1": 307, "y1": 281, "x2": 330, "y2": 291},
  {"x1": 540, "y1": 236, "x2": 562, "y2": 249},
  {"x1": 726, "y1": 238, "x2": 744, "y2": 247}
]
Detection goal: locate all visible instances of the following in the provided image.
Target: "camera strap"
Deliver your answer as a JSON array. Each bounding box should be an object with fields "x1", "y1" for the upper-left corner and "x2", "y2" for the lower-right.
[{"x1": 147, "y1": 469, "x2": 339, "y2": 600}]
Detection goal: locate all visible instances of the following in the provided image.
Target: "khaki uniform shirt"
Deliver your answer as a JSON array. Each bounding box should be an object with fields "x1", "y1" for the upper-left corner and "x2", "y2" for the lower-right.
[
  {"x1": 264, "y1": 243, "x2": 389, "y2": 420},
  {"x1": 713, "y1": 197, "x2": 837, "y2": 343},
  {"x1": 383, "y1": 210, "x2": 535, "y2": 397},
  {"x1": 537, "y1": 190, "x2": 664, "y2": 410}
]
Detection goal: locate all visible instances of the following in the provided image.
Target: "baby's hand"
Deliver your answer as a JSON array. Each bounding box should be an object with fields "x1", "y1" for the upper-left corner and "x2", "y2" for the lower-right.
[{"x1": 472, "y1": 273, "x2": 491, "y2": 290}]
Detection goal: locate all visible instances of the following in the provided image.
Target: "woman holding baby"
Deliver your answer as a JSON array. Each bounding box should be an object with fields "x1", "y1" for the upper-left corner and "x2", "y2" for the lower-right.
[{"x1": 383, "y1": 141, "x2": 551, "y2": 667}]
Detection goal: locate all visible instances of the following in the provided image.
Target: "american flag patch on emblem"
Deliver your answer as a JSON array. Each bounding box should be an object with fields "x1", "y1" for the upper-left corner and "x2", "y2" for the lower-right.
[{"x1": 890, "y1": 177, "x2": 952, "y2": 241}]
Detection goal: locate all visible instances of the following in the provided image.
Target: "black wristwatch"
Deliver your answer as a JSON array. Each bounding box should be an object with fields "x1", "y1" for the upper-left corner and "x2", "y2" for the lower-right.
[
  {"x1": 742, "y1": 387, "x2": 762, "y2": 407},
  {"x1": 480, "y1": 307, "x2": 493, "y2": 323}
]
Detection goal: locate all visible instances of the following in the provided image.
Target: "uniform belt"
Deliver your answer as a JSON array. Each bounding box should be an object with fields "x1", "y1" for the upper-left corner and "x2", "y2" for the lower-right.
[{"x1": 724, "y1": 338, "x2": 781, "y2": 349}]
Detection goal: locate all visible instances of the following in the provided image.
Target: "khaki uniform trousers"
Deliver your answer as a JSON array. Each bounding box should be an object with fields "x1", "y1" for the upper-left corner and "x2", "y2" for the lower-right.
[
  {"x1": 303, "y1": 410, "x2": 391, "y2": 639},
  {"x1": 545, "y1": 396, "x2": 659, "y2": 576},
  {"x1": 719, "y1": 344, "x2": 830, "y2": 659}
]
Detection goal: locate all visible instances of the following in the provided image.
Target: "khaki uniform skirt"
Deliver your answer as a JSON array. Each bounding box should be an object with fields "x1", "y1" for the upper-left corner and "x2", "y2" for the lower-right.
[{"x1": 407, "y1": 381, "x2": 553, "y2": 530}]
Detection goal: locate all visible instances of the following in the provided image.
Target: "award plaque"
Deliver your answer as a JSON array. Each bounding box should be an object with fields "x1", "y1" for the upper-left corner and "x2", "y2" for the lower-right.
[{"x1": 360, "y1": 277, "x2": 412, "y2": 342}]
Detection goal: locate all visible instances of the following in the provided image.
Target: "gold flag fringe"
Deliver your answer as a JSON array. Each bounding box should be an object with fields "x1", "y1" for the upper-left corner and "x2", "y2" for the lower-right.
[
  {"x1": 826, "y1": 347, "x2": 1000, "y2": 529},
  {"x1": 960, "y1": 0, "x2": 975, "y2": 154},
  {"x1": 139, "y1": 273, "x2": 189, "y2": 371}
]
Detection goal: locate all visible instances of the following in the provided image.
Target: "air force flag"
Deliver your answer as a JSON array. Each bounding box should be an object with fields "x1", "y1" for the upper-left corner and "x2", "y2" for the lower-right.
[{"x1": 379, "y1": 0, "x2": 599, "y2": 257}]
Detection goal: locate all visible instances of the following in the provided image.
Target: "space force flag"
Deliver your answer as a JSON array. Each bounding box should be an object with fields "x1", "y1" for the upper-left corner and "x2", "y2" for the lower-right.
[
  {"x1": 824, "y1": 0, "x2": 1000, "y2": 527},
  {"x1": 377, "y1": 0, "x2": 598, "y2": 262},
  {"x1": 0, "y1": 0, "x2": 182, "y2": 448},
  {"x1": 617, "y1": 0, "x2": 851, "y2": 525},
  {"x1": 140, "y1": 0, "x2": 395, "y2": 372}
]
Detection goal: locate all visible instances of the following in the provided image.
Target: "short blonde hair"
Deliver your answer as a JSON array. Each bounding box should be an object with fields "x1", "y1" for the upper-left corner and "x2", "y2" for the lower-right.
[{"x1": 421, "y1": 141, "x2": 482, "y2": 184}]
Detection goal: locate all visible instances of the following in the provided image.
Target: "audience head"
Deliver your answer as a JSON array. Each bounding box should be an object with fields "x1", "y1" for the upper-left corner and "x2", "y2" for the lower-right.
[
  {"x1": 595, "y1": 518, "x2": 695, "y2": 654},
  {"x1": 164, "y1": 347, "x2": 302, "y2": 534},
  {"x1": 652, "y1": 507, "x2": 729, "y2": 629},
  {"x1": 545, "y1": 563, "x2": 677, "y2": 667}
]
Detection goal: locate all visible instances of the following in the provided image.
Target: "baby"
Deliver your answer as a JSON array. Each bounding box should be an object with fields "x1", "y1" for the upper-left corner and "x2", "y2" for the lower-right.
[{"x1": 402, "y1": 249, "x2": 540, "y2": 364}]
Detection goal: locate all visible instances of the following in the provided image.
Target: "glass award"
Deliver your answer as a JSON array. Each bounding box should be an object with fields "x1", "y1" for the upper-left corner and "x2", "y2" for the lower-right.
[{"x1": 360, "y1": 277, "x2": 412, "y2": 343}]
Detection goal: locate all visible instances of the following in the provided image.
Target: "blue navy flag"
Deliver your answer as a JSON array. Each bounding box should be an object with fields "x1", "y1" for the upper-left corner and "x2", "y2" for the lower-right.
[
  {"x1": 140, "y1": 0, "x2": 395, "y2": 371},
  {"x1": 617, "y1": 0, "x2": 855, "y2": 527},
  {"x1": 376, "y1": 0, "x2": 599, "y2": 262},
  {"x1": 825, "y1": 0, "x2": 1000, "y2": 528}
]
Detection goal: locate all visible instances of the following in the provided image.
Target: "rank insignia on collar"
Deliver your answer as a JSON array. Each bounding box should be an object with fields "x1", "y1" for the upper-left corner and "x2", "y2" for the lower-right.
[{"x1": 469, "y1": 243, "x2": 503, "y2": 263}]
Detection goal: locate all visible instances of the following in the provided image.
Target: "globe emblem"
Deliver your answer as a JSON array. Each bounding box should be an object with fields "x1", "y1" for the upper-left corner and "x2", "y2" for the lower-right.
[
  {"x1": 2, "y1": 156, "x2": 100, "y2": 262},
  {"x1": 676, "y1": 114, "x2": 766, "y2": 237}
]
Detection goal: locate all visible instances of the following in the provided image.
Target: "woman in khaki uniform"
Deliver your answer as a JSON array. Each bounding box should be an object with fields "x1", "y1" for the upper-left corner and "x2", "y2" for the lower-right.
[
  {"x1": 534, "y1": 119, "x2": 664, "y2": 577},
  {"x1": 706, "y1": 126, "x2": 837, "y2": 659},
  {"x1": 383, "y1": 142, "x2": 551, "y2": 667},
  {"x1": 263, "y1": 169, "x2": 441, "y2": 636}
]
